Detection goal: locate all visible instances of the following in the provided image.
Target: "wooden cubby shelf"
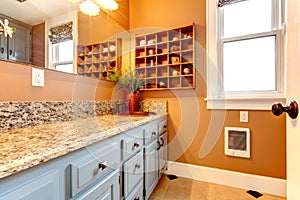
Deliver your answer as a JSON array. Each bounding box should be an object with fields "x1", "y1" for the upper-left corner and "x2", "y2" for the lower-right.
[
  {"x1": 135, "y1": 24, "x2": 195, "y2": 90},
  {"x1": 77, "y1": 38, "x2": 122, "y2": 81}
]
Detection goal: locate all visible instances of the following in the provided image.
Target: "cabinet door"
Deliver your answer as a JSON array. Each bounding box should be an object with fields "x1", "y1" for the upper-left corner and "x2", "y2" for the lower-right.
[
  {"x1": 8, "y1": 22, "x2": 31, "y2": 64},
  {"x1": 0, "y1": 170, "x2": 60, "y2": 200},
  {"x1": 158, "y1": 132, "x2": 168, "y2": 175},
  {"x1": 144, "y1": 139, "x2": 159, "y2": 200},
  {"x1": 0, "y1": 33, "x2": 7, "y2": 60}
]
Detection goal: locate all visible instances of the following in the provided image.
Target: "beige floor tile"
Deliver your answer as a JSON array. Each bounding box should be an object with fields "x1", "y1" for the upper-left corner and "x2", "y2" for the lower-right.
[{"x1": 149, "y1": 174, "x2": 286, "y2": 200}]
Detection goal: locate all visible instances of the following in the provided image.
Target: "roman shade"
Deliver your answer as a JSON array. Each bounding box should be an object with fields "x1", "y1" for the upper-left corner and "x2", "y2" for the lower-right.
[
  {"x1": 218, "y1": 0, "x2": 247, "y2": 7},
  {"x1": 49, "y1": 21, "x2": 73, "y2": 44}
]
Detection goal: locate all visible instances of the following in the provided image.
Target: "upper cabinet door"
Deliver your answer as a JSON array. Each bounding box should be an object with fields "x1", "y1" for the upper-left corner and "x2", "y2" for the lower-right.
[
  {"x1": 0, "y1": 33, "x2": 7, "y2": 60},
  {"x1": 8, "y1": 21, "x2": 32, "y2": 64}
]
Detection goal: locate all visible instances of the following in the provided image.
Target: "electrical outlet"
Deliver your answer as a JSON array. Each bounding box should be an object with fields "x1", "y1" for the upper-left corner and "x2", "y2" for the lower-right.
[
  {"x1": 240, "y1": 111, "x2": 248, "y2": 122},
  {"x1": 32, "y1": 68, "x2": 44, "y2": 87}
]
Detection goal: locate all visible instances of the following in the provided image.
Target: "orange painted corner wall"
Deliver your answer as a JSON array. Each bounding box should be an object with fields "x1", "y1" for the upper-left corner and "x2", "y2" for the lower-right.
[
  {"x1": 131, "y1": 0, "x2": 286, "y2": 179},
  {"x1": 0, "y1": 61, "x2": 115, "y2": 102}
]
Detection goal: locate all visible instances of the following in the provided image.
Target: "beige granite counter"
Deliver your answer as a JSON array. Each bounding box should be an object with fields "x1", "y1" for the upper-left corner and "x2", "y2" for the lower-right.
[{"x1": 0, "y1": 114, "x2": 166, "y2": 179}]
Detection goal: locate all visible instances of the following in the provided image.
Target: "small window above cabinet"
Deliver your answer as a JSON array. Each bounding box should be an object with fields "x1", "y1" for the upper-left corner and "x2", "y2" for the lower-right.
[
  {"x1": 77, "y1": 38, "x2": 122, "y2": 81},
  {"x1": 135, "y1": 24, "x2": 195, "y2": 90}
]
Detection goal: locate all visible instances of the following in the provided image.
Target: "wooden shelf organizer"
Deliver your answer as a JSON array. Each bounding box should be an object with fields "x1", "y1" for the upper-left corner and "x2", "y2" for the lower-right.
[
  {"x1": 77, "y1": 38, "x2": 122, "y2": 80},
  {"x1": 134, "y1": 24, "x2": 195, "y2": 90}
]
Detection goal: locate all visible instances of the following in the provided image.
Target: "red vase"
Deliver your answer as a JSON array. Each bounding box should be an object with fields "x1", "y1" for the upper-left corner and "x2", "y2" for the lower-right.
[{"x1": 127, "y1": 92, "x2": 140, "y2": 114}]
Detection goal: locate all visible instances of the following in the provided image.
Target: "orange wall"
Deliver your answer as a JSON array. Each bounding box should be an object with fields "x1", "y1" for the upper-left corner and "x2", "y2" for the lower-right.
[
  {"x1": 0, "y1": 61, "x2": 115, "y2": 101},
  {"x1": 130, "y1": 0, "x2": 286, "y2": 179}
]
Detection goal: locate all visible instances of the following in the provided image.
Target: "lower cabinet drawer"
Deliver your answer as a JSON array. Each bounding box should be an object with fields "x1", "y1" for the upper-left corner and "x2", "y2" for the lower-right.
[
  {"x1": 123, "y1": 151, "x2": 143, "y2": 198},
  {"x1": 70, "y1": 141, "x2": 120, "y2": 197},
  {"x1": 121, "y1": 128, "x2": 143, "y2": 161},
  {"x1": 125, "y1": 180, "x2": 143, "y2": 200},
  {"x1": 73, "y1": 170, "x2": 119, "y2": 200}
]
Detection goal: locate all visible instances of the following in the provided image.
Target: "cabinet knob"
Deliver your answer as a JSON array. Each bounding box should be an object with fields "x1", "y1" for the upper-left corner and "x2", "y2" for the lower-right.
[
  {"x1": 98, "y1": 162, "x2": 107, "y2": 170},
  {"x1": 152, "y1": 132, "x2": 157, "y2": 137},
  {"x1": 163, "y1": 125, "x2": 167, "y2": 129},
  {"x1": 135, "y1": 163, "x2": 140, "y2": 169},
  {"x1": 133, "y1": 142, "x2": 140, "y2": 149},
  {"x1": 134, "y1": 197, "x2": 140, "y2": 200}
]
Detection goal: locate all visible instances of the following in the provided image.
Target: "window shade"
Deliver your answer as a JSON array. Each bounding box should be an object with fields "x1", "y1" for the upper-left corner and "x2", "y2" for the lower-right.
[
  {"x1": 218, "y1": 0, "x2": 247, "y2": 7},
  {"x1": 49, "y1": 22, "x2": 73, "y2": 44}
]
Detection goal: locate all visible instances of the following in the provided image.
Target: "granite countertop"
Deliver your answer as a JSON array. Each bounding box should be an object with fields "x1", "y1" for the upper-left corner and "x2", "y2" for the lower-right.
[{"x1": 0, "y1": 113, "x2": 166, "y2": 179}]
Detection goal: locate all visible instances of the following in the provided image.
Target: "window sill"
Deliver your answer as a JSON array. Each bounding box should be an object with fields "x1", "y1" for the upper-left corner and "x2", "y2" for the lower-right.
[{"x1": 204, "y1": 97, "x2": 286, "y2": 110}]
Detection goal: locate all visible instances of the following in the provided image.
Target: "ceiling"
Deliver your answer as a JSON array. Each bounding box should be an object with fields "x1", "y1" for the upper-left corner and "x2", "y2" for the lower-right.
[{"x1": 0, "y1": 0, "x2": 79, "y2": 26}]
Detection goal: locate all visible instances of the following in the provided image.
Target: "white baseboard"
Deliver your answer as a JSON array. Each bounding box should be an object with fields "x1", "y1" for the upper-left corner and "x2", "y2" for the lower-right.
[{"x1": 165, "y1": 161, "x2": 286, "y2": 197}]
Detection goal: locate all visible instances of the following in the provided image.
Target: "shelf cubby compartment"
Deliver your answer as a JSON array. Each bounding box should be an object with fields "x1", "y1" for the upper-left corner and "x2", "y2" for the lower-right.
[
  {"x1": 146, "y1": 67, "x2": 157, "y2": 78},
  {"x1": 136, "y1": 68, "x2": 146, "y2": 78},
  {"x1": 181, "y1": 76, "x2": 194, "y2": 88},
  {"x1": 157, "y1": 43, "x2": 168, "y2": 55},
  {"x1": 181, "y1": 51, "x2": 193, "y2": 63},
  {"x1": 157, "y1": 66, "x2": 168, "y2": 77},
  {"x1": 146, "y1": 56, "x2": 157, "y2": 67},
  {"x1": 169, "y1": 76, "x2": 181, "y2": 88},
  {"x1": 157, "y1": 31, "x2": 168, "y2": 43},
  {"x1": 146, "y1": 34, "x2": 156, "y2": 46},
  {"x1": 168, "y1": 29, "x2": 181, "y2": 42},
  {"x1": 181, "y1": 39, "x2": 193, "y2": 51},
  {"x1": 136, "y1": 35, "x2": 146, "y2": 47},
  {"x1": 145, "y1": 78, "x2": 158, "y2": 89},
  {"x1": 157, "y1": 77, "x2": 168, "y2": 88},
  {"x1": 169, "y1": 65, "x2": 181, "y2": 76},
  {"x1": 157, "y1": 54, "x2": 168, "y2": 65}
]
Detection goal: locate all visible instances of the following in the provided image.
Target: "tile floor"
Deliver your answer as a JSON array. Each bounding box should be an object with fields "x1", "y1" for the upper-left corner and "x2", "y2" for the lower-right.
[{"x1": 149, "y1": 174, "x2": 286, "y2": 200}]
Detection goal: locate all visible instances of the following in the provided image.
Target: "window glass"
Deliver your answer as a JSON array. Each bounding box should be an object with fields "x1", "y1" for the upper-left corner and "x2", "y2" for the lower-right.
[
  {"x1": 223, "y1": 35, "x2": 276, "y2": 92},
  {"x1": 53, "y1": 40, "x2": 74, "y2": 62},
  {"x1": 223, "y1": 0, "x2": 272, "y2": 38}
]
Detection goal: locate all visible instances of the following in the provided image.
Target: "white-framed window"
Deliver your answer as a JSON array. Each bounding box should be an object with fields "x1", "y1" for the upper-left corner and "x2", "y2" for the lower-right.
[
  {"x1": 52, "y1": 40, "x2": 74, "y2": 73},
  {"x1": 206, "y1": 0, "x2": 286, "y2": 110},
  {"x1": 45, "y1": 12, "x2": 77, "y2": 74}
]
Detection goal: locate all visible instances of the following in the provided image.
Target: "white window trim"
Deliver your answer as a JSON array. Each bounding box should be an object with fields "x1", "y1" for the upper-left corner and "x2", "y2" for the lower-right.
[
  {"x1": 206, "y1": 0, "x2": 286, "y2": 110},
  {"x1": 45, "y1": 11, "x2": 78, "y2": 74}
]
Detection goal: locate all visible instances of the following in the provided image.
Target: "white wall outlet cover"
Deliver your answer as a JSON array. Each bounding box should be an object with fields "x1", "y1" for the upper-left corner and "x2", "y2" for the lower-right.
[
  {"x1": 240, "y1": 111, "x2": 248, "y2": 122},
  {"x1": 32, "y1": 68, "x2": 45, "y2": 87}
]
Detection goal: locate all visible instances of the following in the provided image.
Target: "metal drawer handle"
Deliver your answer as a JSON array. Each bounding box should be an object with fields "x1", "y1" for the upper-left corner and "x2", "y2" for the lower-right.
[
  {"x1": 9, "y1": 49, "x2": 12, "y2": 56},
  {"x1": 134, "y1": 197, "x2": 140, "y2": 200},
  {"x1": 98, "y1": 162, "x2": 107, "y2": 170},
  {"x1": 160, "y1": 138, "x2": 165, "y2": 146},
  {"x1": 0, "y1": 47, "x2": 4, "y2": 54},
  {"x1": 157, "y1": 140, "x2": 161, "y2": 150},
  {"x1": 135, "y1": 163, "x2": 141, "y2": 169}
]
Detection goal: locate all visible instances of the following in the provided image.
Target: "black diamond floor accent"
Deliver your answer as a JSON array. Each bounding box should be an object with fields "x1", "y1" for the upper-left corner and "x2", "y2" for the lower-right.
[
  {"x1": 166, "y1": 174, "x2": 178, "y2": 180},
  {"x1": 247, "y1": 190, "x2": 263, "y2": 198}
]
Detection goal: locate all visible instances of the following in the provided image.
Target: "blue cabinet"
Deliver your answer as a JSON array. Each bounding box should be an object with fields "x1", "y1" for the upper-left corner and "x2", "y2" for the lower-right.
[{"x1": 0, "y1": 170, "x2": 60, "y2": 200}]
